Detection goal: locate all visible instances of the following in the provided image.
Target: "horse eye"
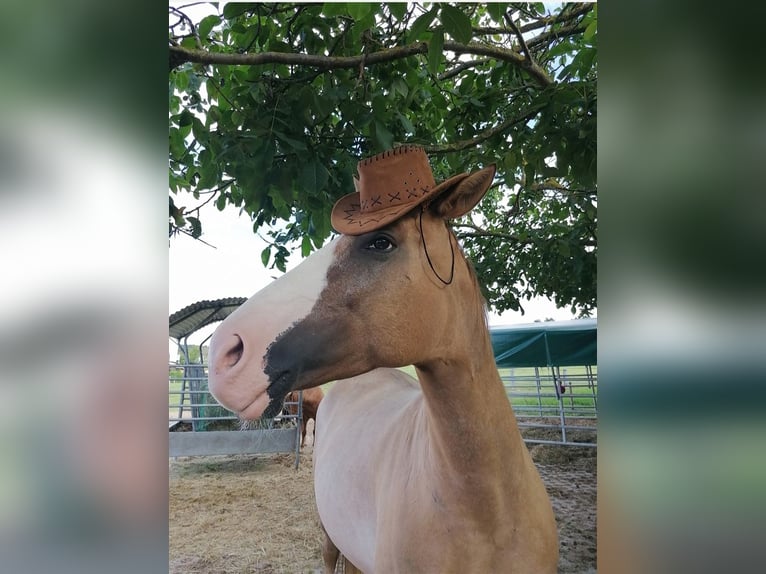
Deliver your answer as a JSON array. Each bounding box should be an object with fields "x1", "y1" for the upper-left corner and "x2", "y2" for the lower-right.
[{"x1": 366, "y1": 236, "x2": 395, "y2": 252}]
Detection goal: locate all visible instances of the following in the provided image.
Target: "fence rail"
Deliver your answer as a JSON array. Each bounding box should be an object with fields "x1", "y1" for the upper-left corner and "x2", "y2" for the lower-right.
[
  {"x1": 502, "y1": 365, "x2": 597, "y2": 447},
  {"x1": 169, "y1": 363, "x2": 597, "y2": 451}
]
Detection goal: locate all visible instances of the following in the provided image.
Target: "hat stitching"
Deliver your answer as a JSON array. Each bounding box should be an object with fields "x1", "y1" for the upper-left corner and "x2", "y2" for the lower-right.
[
  {"x1": 358, "y1": 144, "x2": 419, "y2": 167},
  {"x1": 333, "y1": 145, "x2": 465, "y2": 235}
]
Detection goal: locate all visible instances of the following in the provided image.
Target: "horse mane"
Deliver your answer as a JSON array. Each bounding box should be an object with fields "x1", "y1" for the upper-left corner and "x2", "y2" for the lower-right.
[{"x1": 452, "y1": 229, "x2": 491, "y2": 333}]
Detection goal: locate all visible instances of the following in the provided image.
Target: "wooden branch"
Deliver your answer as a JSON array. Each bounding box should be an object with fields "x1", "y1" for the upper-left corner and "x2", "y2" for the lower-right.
[
  {"x1": 471, "y1": 26, "x2": 515, "y2": 36},
  {"x1": 169, "y1": 6, "x2": 202, "y2": 50},
  {"x1": 528, "y1": 181, "x2": 598, "y2": 196},
  {"x1": 454, "y1": 223, "x2": 596, "y2": 248},
  {"x1": 438, "y1": 58, "x2": 490, "y2": 81},
  {"x1": 444, "y1": 41, "x2": 551, "y2": 86},
  {"x1": 527, "y1": 22, "x2": 588, "y2": 52},
  {"x1": 452, "y1": 223, "x2": 529, "y2": 244},
  {"x1": 471, "y1": 4, "x2": 592, "y2": 35},
  {"x1": 168, "y1": 39, "x2": 552, "y2": 87},
  {"x1": 521, "y1": 3, "x2": 593, "y2": 32},
  {"x1": 419, "y1": 104, "x2": 543, "y2": 154},
  {"x1": 504, "y1": 13, "x2": 533, "y2": 65}
]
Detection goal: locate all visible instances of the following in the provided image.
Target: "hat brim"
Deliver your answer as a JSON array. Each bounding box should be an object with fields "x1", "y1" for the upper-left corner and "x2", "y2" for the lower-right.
[{"x1": 331, "y1": 172, "x2": 469, "y2": 235}]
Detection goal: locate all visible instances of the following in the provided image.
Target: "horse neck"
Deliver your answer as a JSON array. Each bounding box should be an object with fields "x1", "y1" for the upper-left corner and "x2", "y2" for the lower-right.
[{"x1": 413, "y1": 291, "x2": 529, "y2": 495}]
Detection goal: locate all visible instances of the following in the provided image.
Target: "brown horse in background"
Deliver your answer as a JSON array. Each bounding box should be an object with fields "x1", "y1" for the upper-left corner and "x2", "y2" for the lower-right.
[{"x1": 284, "y1": 387, "x2": 324, "y2": 446}]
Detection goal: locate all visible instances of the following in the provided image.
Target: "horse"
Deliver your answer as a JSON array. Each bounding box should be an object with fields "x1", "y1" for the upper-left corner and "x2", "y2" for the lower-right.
[
  {"x1": 284, "y1": 387, "x2": 324, "y2": 446},
  {"x1": 207, "y1": 146, "x2": 558, "y2": 573}
]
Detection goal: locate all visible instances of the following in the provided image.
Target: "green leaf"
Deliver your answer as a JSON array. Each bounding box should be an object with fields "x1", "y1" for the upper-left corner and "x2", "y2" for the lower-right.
[
  {"x1": 487, "y1": 3, "x2": 507, "y2": 22},
  {"x1": 273, "y1": 130, "x2": 308, "y2": 151},
  {"x1": 547, "y1": 39, "x2": 575, "y2": 60},
  {"x1": 187, "y1": 216, "x2": 202, "y2": 239},
  {"x1": 198, "y1": 15, "x2": 221, "y2": 39},
  {"x1": 178, "y1": 110, "x2": 194, "y2": 127},
  {"x1": 408, "y1": 8, "x2": 437, "y2": 40},
  {"x1": 261, "y1": 246, "x2": 271, "y2": 267},
  {"x1": 321, "y1": 2, "x2": 347, "y2": 17},
  {"x1": 347, "y1": 2, "x2": 373, "y2": 21},
  {"x1": 170, "y1": 129, "x2": 186, "y2": 160},
  {"x1": 427, "y1": 28, "x2": 444, "y2": 76},
  {"x1": 373, "y1": 120, "x2": 394, "y2": 150},
  {"x1": 300, "y1": 161, "x2": 330, "y2": 193},
  {"x1": 397, "y1": 112, "x2": 415, "y2": 133},
  {"x1": 197, "y1": 163, "x2": 218, "y2": 190},
  {"x1": 584, "y1": 21, "x2": 598, "y2": 42},
  {"x1": 301, "y1": 236, "x2": 312, "y2": 258},
  {"x1": 440, "y1": 5, "x2": 472, "y2": 44},
  {"x1": 172, "y1": 210, "x2": 186, "y2": 228},
  {"x1": 191, "y1": 117, "x2": 206, "y2": 143},
  {"x1": 392, "y1": 76, "x2": 408, "y2": 97},
  {"x1": 174, "y1": 70, "x2": 190, "y2": 92},
  {"x1": 388, "y1": 2, "x2": 407, "y2": 20},
  {"x1": 223, "y1": 3, "x2": 254, "y2": 19}
]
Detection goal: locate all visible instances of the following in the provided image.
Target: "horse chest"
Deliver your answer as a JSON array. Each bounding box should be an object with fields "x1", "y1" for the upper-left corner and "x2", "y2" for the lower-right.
[{"x1": 314, "y1": 371, "x2": 557, "y2": 573}]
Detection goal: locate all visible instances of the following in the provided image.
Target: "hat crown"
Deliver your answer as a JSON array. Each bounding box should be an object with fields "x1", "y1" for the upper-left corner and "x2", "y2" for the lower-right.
[
  {"x1": 354, "y1": 146, "x2": 437, "y2": 214},
  {"x1": 331, "y1": 145, "x2": 469, "y2": 235}
]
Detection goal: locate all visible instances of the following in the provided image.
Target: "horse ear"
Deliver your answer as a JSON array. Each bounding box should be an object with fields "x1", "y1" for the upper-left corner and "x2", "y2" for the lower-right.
[{"x1": 430, "y1": 164, "x2": 496, "y2": 220}]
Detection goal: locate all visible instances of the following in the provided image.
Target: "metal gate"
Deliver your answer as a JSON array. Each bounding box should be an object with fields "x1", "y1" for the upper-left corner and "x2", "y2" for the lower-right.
[{"x1": 502, "y1": 364, "x2": 597, "y2": 447}]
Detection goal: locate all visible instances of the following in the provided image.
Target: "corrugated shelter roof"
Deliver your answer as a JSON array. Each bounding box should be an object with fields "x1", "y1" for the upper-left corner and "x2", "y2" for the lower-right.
[{"x1": 169, "y1": 297, "x2": 246, "y2": 340}]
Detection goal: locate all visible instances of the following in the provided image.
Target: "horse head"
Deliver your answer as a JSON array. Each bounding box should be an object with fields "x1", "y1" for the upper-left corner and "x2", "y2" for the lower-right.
[{"x1": 207, "y1": 147, "x2": 495, "y2": 421}]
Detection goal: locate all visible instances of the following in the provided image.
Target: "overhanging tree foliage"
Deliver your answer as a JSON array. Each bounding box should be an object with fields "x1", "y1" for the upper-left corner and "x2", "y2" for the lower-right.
[{"x1": 169, "y1": 2, "x2": 597, "y2": 315}]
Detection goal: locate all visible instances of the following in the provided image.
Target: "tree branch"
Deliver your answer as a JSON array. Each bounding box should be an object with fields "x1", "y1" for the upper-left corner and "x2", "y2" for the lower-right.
[
  {"x1": 471, "y1": 4, "x2": 592, "y2": 35},
  {"x1": 438, "y1": 58, "x2": 490, "y2": 81},
  {"x1": 453, "y1": 222, "x2": 595, "y2": 248},
  {"x1": 528, "y1": 181, "x2": 598, "y2": 196},
  {"x1": 527, "y1": 22, "x2": 589, "y2": 52},
  {"x1": 452, "y1": 222, "x2": 530, "y2": 244},
  {"x1": 169, "y1": 6, "x2": 202, "y2": 50},
  {"x1": 418, "y1": 104, "x2": 543, "y2": 154},
  {"x1": 444, "y1": 41, "x2": 551, "y2": 86},
  {"x1": 504, "y1": 13, "x2": 534, "y2": 66},
  {"x1": 168, "y1": 39, "x2": 553, "y2": 87},
  {"x1": 522, "y1": 3, "x2": 592, "y2": 32}
]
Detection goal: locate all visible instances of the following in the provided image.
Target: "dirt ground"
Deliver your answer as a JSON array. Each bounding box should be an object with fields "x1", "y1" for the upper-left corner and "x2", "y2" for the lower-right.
[{"x1": 169, "y1": 430, "x2": 596, "y2": 574}]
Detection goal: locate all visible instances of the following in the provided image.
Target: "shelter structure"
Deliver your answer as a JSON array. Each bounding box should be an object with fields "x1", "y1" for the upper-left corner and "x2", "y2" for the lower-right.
[
  {"x1": 490, "y1": 319, "x2": 597, "y2": 446},
  {"x1": 169, "y1": 298, "x2": 303, "y2": 464}
]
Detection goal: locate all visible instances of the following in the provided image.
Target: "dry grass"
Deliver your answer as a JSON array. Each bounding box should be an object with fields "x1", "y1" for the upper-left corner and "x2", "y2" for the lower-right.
[
  {"x1": 170, "y1": 442, "x2": 596, "y2": 574},
  {"x1": 170, "y1": 453, "x2": 323, "y2": 573}
]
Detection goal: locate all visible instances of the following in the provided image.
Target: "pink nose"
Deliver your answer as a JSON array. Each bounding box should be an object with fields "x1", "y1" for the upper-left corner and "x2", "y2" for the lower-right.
[{"x1": 210, "y1": 333, "x2": 244, "y2": 378}]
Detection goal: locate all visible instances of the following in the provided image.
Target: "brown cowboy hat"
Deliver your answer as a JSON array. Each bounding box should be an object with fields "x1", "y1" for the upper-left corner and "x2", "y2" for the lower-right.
[{"x1": 330, "y1": 145, "x2": 470, "y2": 235}]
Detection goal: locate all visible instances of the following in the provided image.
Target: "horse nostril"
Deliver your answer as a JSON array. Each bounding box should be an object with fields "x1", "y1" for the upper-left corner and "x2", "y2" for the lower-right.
[{"x1": 219, "y1": 334, "x2": 244, "y2": 371}]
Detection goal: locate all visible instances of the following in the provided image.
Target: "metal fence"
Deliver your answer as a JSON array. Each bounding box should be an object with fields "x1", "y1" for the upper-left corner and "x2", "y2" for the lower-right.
[
  {"x1": 169, "y1": 363, "x2": 597, "y2": 455},
  {"x1": 502, "y1": 365, "x2": 597, "y2": 447}
]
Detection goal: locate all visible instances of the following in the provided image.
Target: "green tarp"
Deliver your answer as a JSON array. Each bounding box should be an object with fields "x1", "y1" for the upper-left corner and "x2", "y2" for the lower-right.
[{"x1": 490, "y1": 318, "x2": 596, "y2": 368}]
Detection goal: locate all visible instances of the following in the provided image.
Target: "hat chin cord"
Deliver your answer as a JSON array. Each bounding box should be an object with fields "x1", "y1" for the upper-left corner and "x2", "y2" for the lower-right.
[{"x1": 419, "y1": 206, "x2": 455, "y2": 286}]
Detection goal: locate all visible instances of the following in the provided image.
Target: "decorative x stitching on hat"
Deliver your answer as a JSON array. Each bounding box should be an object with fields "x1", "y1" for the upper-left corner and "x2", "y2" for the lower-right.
[{"x1": 330, "y1": 145, "x2": 469, "y2": 235}]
